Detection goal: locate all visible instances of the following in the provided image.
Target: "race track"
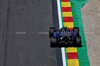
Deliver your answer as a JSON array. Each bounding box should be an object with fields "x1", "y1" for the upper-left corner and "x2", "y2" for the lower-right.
[
  {"x1": 0, "y1": 0, "x2": 57, "y2": 66},
  {"x1": 0, "y1": 0, "x2": 100, "y2": 66}
]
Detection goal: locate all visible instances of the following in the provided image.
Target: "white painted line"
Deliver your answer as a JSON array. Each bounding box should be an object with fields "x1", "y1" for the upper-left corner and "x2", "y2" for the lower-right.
[
  {"x1": 61, "y1": 47, "x2": 66, "y2": 66},
  {"x1": 57, "y1": 0, "x2": 63, "y2": 29},
  {"x1": 57, "y1": 0, "x2": 66, "y2": 66}
]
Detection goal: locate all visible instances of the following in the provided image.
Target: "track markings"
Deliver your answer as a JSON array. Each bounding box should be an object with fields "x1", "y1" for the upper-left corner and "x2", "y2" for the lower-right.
[
  {"x1": 61, "y1": 0, "x2": 80, "y2": 66},
  {"x1": 62, "y1": 12, "x2": 72, "y2": 17},
  {"x1": 61, "y1": 2, "x2": 71, "y2": 7}
]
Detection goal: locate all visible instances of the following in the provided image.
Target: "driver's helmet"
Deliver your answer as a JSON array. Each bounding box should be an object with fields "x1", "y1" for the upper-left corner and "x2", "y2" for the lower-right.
[{"x1": 60, "y1": 28, "x2": 65, "y2": 34}]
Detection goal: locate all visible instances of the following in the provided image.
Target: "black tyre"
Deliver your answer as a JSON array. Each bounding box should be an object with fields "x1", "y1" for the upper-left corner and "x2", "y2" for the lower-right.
[
  {"x1": 75, "y1": 36, "x2": 81, "y2": 46},
  {"x1": 50, "y1": 27, "x2": 55, "y2": 29},
  {"x1": 73, "y1": 27, "x2": 79, "y2": 36},
  {"x1": 50, "y1": 37, "x2": 57, "y2": 47},
  {"x1": 49, "y1": 27, "x2": 55, "y2": 37}
]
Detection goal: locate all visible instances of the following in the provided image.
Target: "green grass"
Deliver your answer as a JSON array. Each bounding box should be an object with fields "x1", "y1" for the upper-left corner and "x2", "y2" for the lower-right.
[{"x1": 70, "y1": 0, "x2": 90, "y2": 66}]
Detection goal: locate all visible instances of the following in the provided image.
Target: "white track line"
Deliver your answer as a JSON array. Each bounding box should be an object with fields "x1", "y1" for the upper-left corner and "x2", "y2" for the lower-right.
[
  {"x1": 57, "y1": 0, "x2": 66, "y2": 66},
  {"x1": 57, "y1": 0, "x2": 62, "y2": 29}
]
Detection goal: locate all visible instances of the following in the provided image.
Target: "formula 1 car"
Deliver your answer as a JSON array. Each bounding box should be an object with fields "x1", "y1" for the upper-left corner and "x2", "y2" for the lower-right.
[{"x1": 49, "y1": 27, "x2": 82, "y2": 47}]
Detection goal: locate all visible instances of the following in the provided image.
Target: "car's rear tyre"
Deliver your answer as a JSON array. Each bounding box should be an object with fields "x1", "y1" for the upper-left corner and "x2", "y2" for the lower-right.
[
  {"x1": 73, "y1": 27, "x2": 79, "y2": 36},
  {"x1": 75, "y1": 36, "x2": 81, "y2": 46},
  {"x1": 49, "y1": 27, "x2": 55, "y2": 37},
  {"x1": 50, "y1": 37, "x2": 57, "y2": 47}
]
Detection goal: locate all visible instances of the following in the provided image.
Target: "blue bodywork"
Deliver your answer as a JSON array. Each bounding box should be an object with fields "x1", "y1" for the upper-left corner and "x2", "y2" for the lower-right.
[{"x1": 53, "y1": 29, "x2": 76, "y2": 39}]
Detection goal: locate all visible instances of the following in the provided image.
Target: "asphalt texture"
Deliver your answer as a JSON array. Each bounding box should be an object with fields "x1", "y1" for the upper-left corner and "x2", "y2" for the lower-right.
[
  {"x1": 52, "y1": 0, "x2": 63, "y2": 66},
  {"x1": 0, "y1": 0, "x2": 100, "y2": 66},
  {"x1": 0, "y1": 0, "x2": 57, "y2": 66}
]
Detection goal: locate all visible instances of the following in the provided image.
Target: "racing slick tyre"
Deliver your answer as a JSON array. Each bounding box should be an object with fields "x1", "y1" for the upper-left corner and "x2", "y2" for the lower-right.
[
  {"x1": 50, "y1": 37, "x2": 57, "y2": 47},
  {"x1": 75, "y1": 36, "x2": 81, "y2": 47},
  {"x1": 73, "y1": 27, "x2": 79, "y2": 36},
  {"x1": 50, "y1": 27, "x2": 55, "y2": 29},
  {"x1": 49, "y1": 27, "x2": 55, "y2": 37}
]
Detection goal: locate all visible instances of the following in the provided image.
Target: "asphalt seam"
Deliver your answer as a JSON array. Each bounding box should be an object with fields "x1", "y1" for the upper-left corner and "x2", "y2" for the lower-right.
[{"x1": 3, "y1": 0, "x2": 9, "y2": 66}]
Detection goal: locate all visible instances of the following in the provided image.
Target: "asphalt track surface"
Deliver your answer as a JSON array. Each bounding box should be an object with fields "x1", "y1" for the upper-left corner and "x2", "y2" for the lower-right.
[
  {"x1": 0, "y1": 0, "x2": 57, "y2": 66},
  {"x1": 1, "y1": 0, "x2": 100, "y2": 66}
]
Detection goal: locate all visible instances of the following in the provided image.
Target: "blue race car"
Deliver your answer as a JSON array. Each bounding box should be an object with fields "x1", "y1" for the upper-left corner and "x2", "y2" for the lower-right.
[{"x1": 49, "y1": 27, "x2": 82, "y2": 47}]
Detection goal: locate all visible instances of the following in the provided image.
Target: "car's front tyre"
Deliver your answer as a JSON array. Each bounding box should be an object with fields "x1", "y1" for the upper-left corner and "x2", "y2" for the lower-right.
[
  {"x1": 73, "y1": 27, "x2": 79, "y2": 36},
  {"x1": 49, "y1": 27, "x2": 55, "y2": 38}
]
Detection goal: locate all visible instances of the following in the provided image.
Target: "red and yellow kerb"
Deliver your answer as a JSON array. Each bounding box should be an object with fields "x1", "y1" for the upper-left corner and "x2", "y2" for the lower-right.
[{"x1": 61, "y1": 0, "x2": 79, "y2": 66}]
